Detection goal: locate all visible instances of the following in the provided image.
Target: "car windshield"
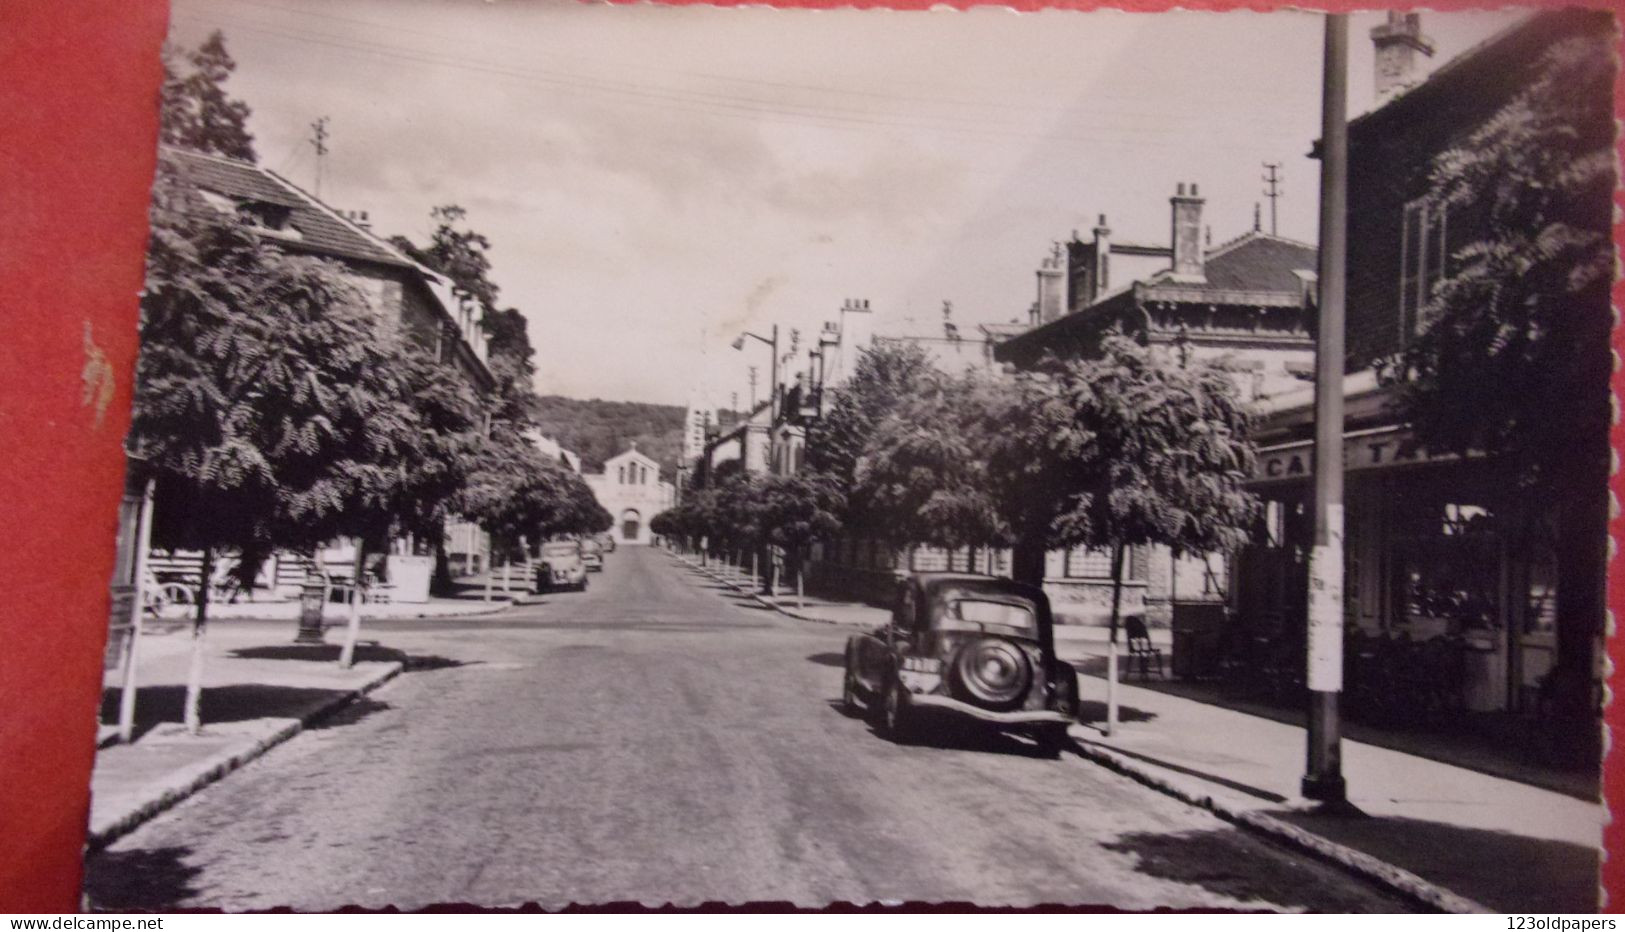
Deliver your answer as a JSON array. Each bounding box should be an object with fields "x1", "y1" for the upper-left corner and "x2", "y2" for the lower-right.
[
  {"x1": 944, "y1": 598, "x2": 1037, "y2": 634},
  {"x1": 581, "y1": 541, "x2": 602, "y2": 554},
  {"x1": 541, "y1": 543, "x2": 579, "y2": 557}
]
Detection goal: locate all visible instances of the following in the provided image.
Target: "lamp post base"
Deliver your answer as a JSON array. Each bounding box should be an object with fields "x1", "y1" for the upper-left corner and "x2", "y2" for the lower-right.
[{"x1": 295, "y1": 574, "x2": 327, "y2": 644}]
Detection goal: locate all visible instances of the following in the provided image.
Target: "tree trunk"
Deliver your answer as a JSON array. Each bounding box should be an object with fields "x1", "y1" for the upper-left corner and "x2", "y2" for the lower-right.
[
  {"x1": 1551, "y1": 449, "x2": 1608, "y2": 729},
  {"x1": 339, "y1": 539, "x2": 365, "y2": 669},
  {"x1": 431, "y1": 541, "x2": 453, "y2": 597},
  {"x1": 483, "y1": 534, "x2": 494, "y2": 603},
  {"x1": 522, "y1": 536, "x2": 534, "y2": 598},
  {"x1": 184, "y1": 546, "x2": 213, "y2": 736},
  {"x1": 1105, "y1": 542, "x2": 1126, "y2": 738},
  {"x1": 501, "y1": 556, "x2": 511, "y2": 596},
  {"x1": 1012, "y1": 529, "x2": 1046, "y2": 587}
]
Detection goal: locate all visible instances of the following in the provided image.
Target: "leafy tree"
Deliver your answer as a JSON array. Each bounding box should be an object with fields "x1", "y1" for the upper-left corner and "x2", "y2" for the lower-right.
[
  {"x1": 159, "y1": 31, "x2": 257, "y2": 161},
  {"x1": 1390, "y1": 33, "x2": 1614, "y2": 715},
  {"x1": 1031, "y1": 335, "x2": 1258, "y2": 733},
  {"x1": 803, "y1": 341, "x2": 939, "y2": 535},
  {"x1": 854, "y1": 369, "x2": 1007, "y2": 552},
  {"x1": 390, "y1": 206, "x2": 537, "y2": 413},
  {"x1": 135, "y1": 157, "x2": 454, "y2": 723},
  {"x1": 1042, "y1": 335, "x2": 1258, "y2": 633},
  {"x1": 753, "y1": 474, "x2": 844, "y2": 607}
]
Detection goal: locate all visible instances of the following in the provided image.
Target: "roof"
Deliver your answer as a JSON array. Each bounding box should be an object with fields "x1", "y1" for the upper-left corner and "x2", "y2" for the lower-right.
[
  {"x1": 162, "y1": 146, "x2": 413, "y2": 269},
  {"x1": 603, "y1": 446, "x2": 661, "y2": 470},
  {"x1": 995, "y1": 230, "x2": 1317, "y2": 364},
  {"x1": 1141, "y1": 231, "x2": 1317, "y2": 296},
  {"x1": 1333, "y1": 9, "x2": 1610, "y2": 152}
]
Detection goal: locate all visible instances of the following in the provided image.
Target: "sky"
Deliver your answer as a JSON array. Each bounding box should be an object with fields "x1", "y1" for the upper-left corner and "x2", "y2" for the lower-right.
[{"x1": 166, "y1": 0, "x2": 1522, "y2": 410}]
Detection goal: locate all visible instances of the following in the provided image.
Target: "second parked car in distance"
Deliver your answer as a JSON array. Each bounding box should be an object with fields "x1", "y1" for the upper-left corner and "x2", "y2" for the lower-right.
[
  {"x1": 580, "y1": 537, "x2": 605, "y2": 573},
  {"x1": 536, "y1": 540, "x2": 588, "y2": 593}
]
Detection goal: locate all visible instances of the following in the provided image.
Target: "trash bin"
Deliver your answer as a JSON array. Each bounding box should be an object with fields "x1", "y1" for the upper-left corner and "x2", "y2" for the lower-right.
[{"x1": 1171, "y1": 601, "x2": 1226, "y2": 679}]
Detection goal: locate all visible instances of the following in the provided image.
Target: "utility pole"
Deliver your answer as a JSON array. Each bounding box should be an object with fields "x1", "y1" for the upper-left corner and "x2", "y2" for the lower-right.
[
  {"x1": 747, "y1": 366, "x2": 758, "y2": 411},
  {"x1": 1304, "y1": 12, "x2": 1348, "y2": 805},
  {"x1": 1262, "y1": 162, "x2": 1283, "y2": 236},
  {"x1": 309, "y1": 116, "x2": 330, "y2": 199}
]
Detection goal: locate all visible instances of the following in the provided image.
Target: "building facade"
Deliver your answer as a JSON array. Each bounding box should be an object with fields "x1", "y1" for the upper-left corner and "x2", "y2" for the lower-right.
[
  {"x1": 1227, "y1": 9, "x2": 1612, "y2": 743},
  {"x1": 991, "y1": 183, "x2": 1319, "y2": 625},
  {"x1": 145, "y1": 147, "x2": 497, "y2": 598},
  {"x1": 585, "y1": 446, "x2": 676, "y2": 545}
]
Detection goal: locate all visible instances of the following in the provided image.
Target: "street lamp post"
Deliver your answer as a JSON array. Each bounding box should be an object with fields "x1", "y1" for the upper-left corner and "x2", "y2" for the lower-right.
[
  {"x1": 1304, "y1": 11, "x2": 1349, "y2": 805},
  {"x1": 732, "y1": 324, "x2": 779, "y2": 421}
]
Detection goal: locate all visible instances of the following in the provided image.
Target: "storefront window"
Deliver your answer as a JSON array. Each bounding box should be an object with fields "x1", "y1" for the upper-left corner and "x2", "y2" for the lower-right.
[
  {"x1": 1524, "y1": 533, "x2": 1558, "y2": 638},
  {"x1": 1391, "y1": 500, "x2": 1501, "y2": 636}
]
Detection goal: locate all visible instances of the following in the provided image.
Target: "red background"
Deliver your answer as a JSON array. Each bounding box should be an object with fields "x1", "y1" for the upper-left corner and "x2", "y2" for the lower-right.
[{"x1": 0, "y1": 0, "x2": 1619, "y2": 913}]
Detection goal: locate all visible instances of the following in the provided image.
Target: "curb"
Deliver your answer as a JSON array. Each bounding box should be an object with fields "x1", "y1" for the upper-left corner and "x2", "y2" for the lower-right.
[
  {"x1": 86, "y1": 661, "x2": 404, "y2": 851},
  {"x1": 668, "y1": 551, "x2": 869, "y2": 630},
  {"x1": 671, "y1": 547, "x2": 1485, "y2": 912},
  {"x1": 1064, "y1": 732, "x2": 1492, "y2": 914}
]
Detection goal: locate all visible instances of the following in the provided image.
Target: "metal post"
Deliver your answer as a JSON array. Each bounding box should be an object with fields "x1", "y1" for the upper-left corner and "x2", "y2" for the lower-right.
[
  {"x1": 117, "y1": 479, "x2": 156, "y2": 744},
  {"x1": 1304, "y1": 11, "x2": 1348, "y2": 804},
  {"x1": 769, "y1": 324, "x2": 780, "y2": 423}
]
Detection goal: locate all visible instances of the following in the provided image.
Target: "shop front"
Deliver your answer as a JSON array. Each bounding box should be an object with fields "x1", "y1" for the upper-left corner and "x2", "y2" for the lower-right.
[{"x1": 1231, "y1": 425, "x2": 1560, "y2": 719}]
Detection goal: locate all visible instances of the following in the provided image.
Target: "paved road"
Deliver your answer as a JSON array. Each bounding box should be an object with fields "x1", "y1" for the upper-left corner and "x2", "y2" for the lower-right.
[{"x1": 85, "y1": 547, "x2": 1408, "y2": 911}]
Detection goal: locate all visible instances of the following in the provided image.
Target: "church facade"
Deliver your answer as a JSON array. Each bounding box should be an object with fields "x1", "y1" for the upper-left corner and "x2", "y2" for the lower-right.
[{"x1": 584, "y1": 446, "x2": 676, "y2": 546}]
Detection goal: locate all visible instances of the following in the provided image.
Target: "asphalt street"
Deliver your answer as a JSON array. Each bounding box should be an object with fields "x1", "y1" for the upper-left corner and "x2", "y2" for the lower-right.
[{"x1": 85, "y1": 546, "x2": 1409, "y2": 911}]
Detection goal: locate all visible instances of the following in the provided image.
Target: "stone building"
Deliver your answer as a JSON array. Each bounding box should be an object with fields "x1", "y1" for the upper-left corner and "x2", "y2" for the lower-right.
[
  {"x1": 991, "y1": 183, "x2": 1319, "y2": 626},
  {"x1": 584, "y1": 445, "x2": 676, "y2": 545}
]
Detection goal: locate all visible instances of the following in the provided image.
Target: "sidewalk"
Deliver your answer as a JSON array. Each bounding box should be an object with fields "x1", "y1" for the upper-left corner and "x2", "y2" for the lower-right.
[
  {"x1": 677, "y1": 554, "x2": 1170, "y2": 663},
  {"x1": 90, "y1": 620, "x2": 411, "y2": 848},
  {"x1": 148, "y1": 592, "x2": 513, "y2": 622},
  {"x1": 673, "y1": 551, "x2": 1601, "y2": 913},
  {"x1": 1068, "y1": 675, "x2": 1602, "y2": 913}
]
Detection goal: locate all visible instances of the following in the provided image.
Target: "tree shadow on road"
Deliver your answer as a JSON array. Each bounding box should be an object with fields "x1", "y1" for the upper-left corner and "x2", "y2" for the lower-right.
[
  {"x1": 1074, "y1": 700, "x2": 1158, "y2": 726},
  {"x1": 83, "y1": 845, "x2": 202, "y2": 910},
  {"x1": 1100, "y1": 827, "x2": 1406, "y2": 912},
  {"x1": 1264, "y1": 810, "x2": 1599, "y2": 913},
  {"x1": 99, "y1": 685, "x2": 393, "y2": 740},
  {"x1": 228, "y1": 643, "x2": 468, "y2": 672}
]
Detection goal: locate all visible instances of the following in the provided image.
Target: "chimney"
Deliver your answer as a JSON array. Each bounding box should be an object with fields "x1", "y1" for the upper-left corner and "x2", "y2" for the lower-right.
[
  {"x1": 1371, "y1": 12, "x2": 1434, "y2": 101},
  {"x1": 1170, "y1": 182, "x2": 1205, "y2": 282},
  {"x1": 1036, "y1": 243, "x2": 1065, "y2": 324},
  {"x1": 1089, "y1": 213, "x2": 1111, "y2": 305}
]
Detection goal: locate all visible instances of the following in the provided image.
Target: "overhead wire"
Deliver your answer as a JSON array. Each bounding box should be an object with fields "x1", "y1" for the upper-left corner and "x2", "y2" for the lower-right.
[{"x1": 169, "y1": 9, "x2": 1315, "y2": 156}]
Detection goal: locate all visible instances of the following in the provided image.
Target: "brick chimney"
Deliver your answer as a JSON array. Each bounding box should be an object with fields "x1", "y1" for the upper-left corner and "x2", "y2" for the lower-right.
[
  {"x1": 1169, "y1": 183, "x2": 1205, "y2": 282},
  {"x1": 1372, "y1": 12, "x2": 1434, "y2": 101},
  {"x1": 1036, "y1": 243, "x2": 1066, "y2": 324},
  {"x1": 1090, "y1": 213, "x2": 1111, "y2": 304}
]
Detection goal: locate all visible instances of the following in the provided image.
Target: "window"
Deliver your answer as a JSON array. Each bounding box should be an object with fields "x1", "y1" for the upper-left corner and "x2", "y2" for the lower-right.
[
  {"x1": 1064, "y1": 547, "x2": 1113, "y2": 579},
  {"x1": 1399, "y1": 198, "x2": 1449, "y2": 344}
]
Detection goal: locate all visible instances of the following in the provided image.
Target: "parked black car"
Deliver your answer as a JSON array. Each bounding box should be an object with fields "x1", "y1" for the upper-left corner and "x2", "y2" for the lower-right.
[{"x1": 842, "y1": 573, "x2": 1079, "y2": 755}]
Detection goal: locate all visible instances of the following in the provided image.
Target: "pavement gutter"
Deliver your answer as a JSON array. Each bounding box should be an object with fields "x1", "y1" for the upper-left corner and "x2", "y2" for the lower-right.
[
  {"x1": 669, "y1": 550, "x2": 1490, "y2": 914},
  {"x1": 86, "y1": 660, "x2": 404, "y2": 851},
  {"x1": 1063, "y1": 733, "x2": 1492, "y2": 914}
]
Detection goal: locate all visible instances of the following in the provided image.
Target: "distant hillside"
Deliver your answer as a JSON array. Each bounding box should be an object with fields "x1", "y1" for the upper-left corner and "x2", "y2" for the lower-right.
[{"x1": 530, "y1": 396, "x2": 687, "y2": 477}]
